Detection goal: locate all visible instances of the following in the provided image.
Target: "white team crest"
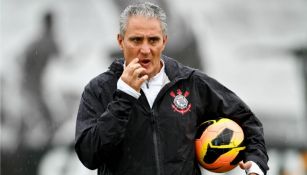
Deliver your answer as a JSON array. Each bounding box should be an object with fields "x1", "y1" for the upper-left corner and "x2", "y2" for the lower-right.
[
  {"x1": 173, "y1": 94, "x2": 188, "y2": 109},
  {"x1": 170, "y1": 89, "x2": 192, "y2": 115}
]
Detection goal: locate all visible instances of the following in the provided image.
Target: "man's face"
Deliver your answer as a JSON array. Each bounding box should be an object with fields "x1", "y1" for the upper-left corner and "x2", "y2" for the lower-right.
[{"x1": 117, "y1": 16, "x2": 168, "y2": 79}]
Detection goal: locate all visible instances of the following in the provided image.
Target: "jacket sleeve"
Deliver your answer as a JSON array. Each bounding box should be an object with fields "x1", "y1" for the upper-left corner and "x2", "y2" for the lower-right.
[
  {"x1": 195, "y1": 73, "x2": 269, "y2": 174},
  {"x1": 75, "y1": 80, "x2": 137, "y2": 170}
]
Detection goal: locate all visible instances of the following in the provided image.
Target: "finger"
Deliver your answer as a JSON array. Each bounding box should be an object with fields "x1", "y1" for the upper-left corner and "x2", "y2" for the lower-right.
[
  {"x1": 245, "y1": 161, "x2": 252, "y2": 169},
  {"x1": 137, "y1": 74, "x2": 148, "y2": 84},
  {"x1": 239, "y1": 161, "x2": 252, "y2": 170},
  {"x1": 130, "y1": 63, "x2": 141, "y2": 71},
  {"x1": 239, "y1": 161, "x2": 245, "y2": 169},
  {"x1": 131, "y1": 74, "x2": 148, "y2": 92},
  {"x1": 126, "y1": 59, "x2": 141, "y2": 72},
  {"x1": 133, "y1": 67, "x2": 146, "y2": 78},
  {"x1": 128, "y1": 57, "x2": 139, "y2": 66}
]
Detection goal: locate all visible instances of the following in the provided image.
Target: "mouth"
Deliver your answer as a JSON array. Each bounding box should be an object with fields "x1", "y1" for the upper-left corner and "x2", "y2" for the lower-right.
[{"x1": 139, "y1": 58, "x2": 151, "y2": 68}]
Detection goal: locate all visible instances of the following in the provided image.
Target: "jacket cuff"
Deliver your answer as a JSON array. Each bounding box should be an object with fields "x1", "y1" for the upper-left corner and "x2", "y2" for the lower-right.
[
  {"x1": 245, "y1": 155, "x2": 269, "y2": 175},
  {"x1": 114, "y1": 89, "x2": 139, "y2": 104},
  {"x1": 117, "y1": 78, "x2": 141, "y2": 99}
]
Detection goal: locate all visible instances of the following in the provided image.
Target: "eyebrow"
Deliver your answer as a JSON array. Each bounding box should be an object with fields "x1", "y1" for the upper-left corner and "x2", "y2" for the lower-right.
[
  {"x1": 127, "y1": 36, "x2": 142, "y2": 41},
  {"x1": 148, "y1": 36, "x2": 160, "y2": 40},
  {"x1": 128, "y1": 35, "x2": 161, "y2": 40}
]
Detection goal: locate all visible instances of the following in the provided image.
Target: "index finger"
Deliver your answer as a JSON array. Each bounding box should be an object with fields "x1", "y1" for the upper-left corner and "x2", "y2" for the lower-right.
[{"x1": 128, "y1": 58, "x2": 139, "y2": 65}]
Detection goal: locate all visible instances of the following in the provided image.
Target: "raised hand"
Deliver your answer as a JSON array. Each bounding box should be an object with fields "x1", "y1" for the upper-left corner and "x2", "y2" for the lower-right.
[{"x1": 120, "y1": 58, "x2": 149, "y2": 92}]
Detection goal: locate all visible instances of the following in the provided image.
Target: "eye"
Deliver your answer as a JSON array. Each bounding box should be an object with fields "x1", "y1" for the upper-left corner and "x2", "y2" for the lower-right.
[
  {"x1": 149, "y1": 37, "x2": 160, "y2": 44},
  {"x1": 129, "y1": 37, "x2": 142, "y2": 44}
]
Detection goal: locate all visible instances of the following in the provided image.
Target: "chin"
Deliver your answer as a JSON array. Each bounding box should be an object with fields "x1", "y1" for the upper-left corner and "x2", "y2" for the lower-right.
[{"x1": 143, "y1": 70, "x2": 151, "y2": 78}]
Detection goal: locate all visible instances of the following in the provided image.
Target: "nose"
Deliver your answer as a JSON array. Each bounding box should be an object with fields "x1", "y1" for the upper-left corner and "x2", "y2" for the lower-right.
[{"x1": 140, "y1": 43, "x2": 150, "y2": 54}]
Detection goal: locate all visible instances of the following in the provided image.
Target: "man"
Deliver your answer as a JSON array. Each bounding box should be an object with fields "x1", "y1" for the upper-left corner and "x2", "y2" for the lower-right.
[
  {"x1": 75, "y1": 2, "x2": 269, "y2": 175},
  {"x1": 22, "y1": 11, "x2": 59, "y2": 144}
]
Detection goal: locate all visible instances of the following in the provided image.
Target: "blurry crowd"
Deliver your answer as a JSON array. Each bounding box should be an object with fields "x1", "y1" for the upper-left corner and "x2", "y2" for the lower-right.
[{"x1": 1, "y1": 0, "x2": 307, "y2": 175}]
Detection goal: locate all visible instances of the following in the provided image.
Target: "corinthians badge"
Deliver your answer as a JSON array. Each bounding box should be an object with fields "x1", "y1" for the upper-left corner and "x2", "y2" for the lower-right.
[{"x1": 170, "y1": 89, "x2": 192, "y2": 115}]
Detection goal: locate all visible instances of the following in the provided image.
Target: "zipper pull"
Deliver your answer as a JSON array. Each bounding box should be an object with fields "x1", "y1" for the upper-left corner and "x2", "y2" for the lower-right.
[{"x1": 146, "y1": 81, "x2": 149, "y2": 89}]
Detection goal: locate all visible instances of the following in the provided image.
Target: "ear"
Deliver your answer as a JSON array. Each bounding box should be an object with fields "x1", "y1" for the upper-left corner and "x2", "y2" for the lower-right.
[
  {"x1": 117, "y1": 34, "x2": 124, "y2": 50},
  {"x1": 162, "y1": 35, "x2": 168, "y2": 50}
]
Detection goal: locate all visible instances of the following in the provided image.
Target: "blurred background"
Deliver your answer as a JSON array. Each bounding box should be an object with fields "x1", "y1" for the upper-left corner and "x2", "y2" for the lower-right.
[{"x1": 1, "y1": 0, "x2": 307, "y2": 174}]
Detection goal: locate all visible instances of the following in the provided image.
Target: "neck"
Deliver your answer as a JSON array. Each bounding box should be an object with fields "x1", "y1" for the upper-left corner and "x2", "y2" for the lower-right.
[{"x1": 149, "y1": 60, "x2": 163, "y2": 79}]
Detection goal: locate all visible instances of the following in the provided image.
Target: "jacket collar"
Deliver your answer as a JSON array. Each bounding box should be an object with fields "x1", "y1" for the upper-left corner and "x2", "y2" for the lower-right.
[
  {"x1": 108, "y1": 55, "x2": 195, "y2": 81},
  {"x1": 162, "y1": 55, "x2": 195, "y2": 81},
  {"x1": 108, "y1": 58, "x2": 124, "y2": 78}
]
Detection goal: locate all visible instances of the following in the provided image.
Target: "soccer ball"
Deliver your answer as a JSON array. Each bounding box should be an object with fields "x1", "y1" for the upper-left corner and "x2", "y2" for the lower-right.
[{"x1": 195, "y1": 118, "x2": 246, "y2": 173}]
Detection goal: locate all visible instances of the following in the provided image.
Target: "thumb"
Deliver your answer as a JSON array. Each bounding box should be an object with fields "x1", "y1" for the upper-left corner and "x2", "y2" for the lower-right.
[
  {"x1": 136, "y1": 74, "x2": 148, "y2": 89},
  {"x1": 139, "y1": 74, "x2": 148, "y2": 83},
  {"x1": 239, "y1": 161, "x2": 252, "y2": 170}
]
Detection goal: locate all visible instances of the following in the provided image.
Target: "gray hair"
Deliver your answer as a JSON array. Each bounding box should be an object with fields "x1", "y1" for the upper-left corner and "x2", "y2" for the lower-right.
[{"x1": 119, "y1": 2, "x2": 167, "y2": 36}]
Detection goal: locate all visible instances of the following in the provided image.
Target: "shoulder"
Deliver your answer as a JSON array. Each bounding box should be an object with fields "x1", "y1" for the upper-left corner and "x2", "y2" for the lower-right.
[
  {"x1": 191, "y1": 70, "x2": 236, "y2": 97},
  {"x1": 162, "y1": 55, "x2": 195, "y2": 80},
  {"x1": 191, "y1": 70, "x2": 217, "y2": 86},
  {"x1": 83, "y1": 70, "x2": 118, "y2": 99},
  {"x1": 84, "y1": 58, "x2": 124, "y2": 96}
]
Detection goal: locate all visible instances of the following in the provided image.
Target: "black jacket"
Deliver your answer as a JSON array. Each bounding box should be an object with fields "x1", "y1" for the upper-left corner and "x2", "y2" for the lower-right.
[{"x1": 75, "y1": 56, "x2": 269, "y2": 175}]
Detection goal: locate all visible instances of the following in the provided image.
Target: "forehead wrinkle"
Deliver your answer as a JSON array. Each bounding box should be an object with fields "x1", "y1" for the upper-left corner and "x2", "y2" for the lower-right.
[{"x1": 126, "y1": 16, "x2": 163, "y2": 31}]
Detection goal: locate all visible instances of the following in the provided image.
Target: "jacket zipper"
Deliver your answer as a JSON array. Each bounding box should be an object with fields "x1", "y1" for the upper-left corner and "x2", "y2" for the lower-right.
[
  {"x1": 151, "y1": 110, "x2": 161, "y2": 175},
  {"x1": 149, "y1": 77, "x2": 191, "y2": 175}
]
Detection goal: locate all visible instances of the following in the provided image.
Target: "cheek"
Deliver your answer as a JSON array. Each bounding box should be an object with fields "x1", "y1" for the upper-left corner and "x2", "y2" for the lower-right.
[
  {"x1": 155, "y1": 43, "x2": 165, "y2": 52},
  {"x1": 123, "y1": 45, "x2": 136, "y2": 56},
  {"x1": 124, "y1": 43, "x2": 138, "y2": 54}
]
